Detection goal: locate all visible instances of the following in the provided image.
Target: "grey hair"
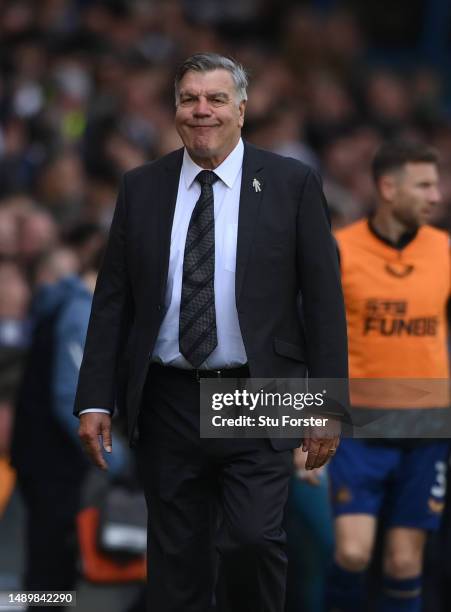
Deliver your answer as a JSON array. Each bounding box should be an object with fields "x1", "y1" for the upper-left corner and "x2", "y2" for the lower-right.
[{"x1": 174, "y1": 52, "x2": 248, "y2": 105}]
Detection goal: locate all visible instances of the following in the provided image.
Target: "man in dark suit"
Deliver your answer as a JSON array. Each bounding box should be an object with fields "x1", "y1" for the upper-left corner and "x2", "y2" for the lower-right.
[{"x1": 74, "y1": 53, "x2": 348, "y2": 612}]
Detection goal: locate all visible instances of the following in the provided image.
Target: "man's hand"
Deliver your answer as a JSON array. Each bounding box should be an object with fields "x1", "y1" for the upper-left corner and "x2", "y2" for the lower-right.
[
  {"x1": 302, "y1": 417, "x2": 341, "y2": 470},
  {"x1": 78, "y1": 413, "x2": 112, "y2": 470},
  {"x1": 293, "y1": 448, "x2": 325, "y2": 485}
]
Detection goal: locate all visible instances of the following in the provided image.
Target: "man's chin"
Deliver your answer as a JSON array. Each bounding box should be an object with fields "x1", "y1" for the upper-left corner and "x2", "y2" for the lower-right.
[
  {"x1": 187, "y1": 142, "x2": 215, "y2": 158},
  {"x1": 191, "y1": 148, "x2": 212, "y2": 158},
  {"x1": 420, "y1": 211, "x2": 435, "y2": 225},
  {"x1": 396, "y1": 213, "x2": 421, "y2": 231},
  {"x1": 185, "y1": 143, "x2": 220, "y2": 167},
  {"x1": 414, "y1": 215, "x2": 430, "y2": 228},
  {"x1": 407, "y1": 221, "x2": 422, "y2": 231}
]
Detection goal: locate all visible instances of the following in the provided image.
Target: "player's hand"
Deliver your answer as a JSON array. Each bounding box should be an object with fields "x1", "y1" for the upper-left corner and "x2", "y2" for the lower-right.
[
  {"x1": 293, "y1": 448, "x2": 325, "y2": 485},
  {"x1": 78, "y1": 413, "x2": 112, "y2": 470},
  {"x1": 302, "y1": 417, "x2": 341, "y2": 470}
]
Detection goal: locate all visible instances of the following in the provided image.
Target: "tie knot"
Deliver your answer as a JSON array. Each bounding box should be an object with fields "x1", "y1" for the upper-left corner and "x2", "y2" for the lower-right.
[{"x1": 196, "y1": 170, "x2": 218, "y2": 187}]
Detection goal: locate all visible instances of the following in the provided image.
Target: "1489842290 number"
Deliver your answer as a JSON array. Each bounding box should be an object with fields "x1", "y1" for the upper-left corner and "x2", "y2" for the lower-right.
[{"x1": 2, "y1": 592, "x2": 76, "y2": 607}]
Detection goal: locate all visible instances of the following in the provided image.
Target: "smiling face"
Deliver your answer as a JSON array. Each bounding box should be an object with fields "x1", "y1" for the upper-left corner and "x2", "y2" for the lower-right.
[{"x1": 175, "y1": 69, "x2": 246, "y2": 169}]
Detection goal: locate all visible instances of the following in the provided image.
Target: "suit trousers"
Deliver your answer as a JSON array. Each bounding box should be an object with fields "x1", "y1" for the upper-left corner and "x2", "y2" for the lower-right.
[{"x1": 135, "y1": 364, "x2": 293, "y2": 612}]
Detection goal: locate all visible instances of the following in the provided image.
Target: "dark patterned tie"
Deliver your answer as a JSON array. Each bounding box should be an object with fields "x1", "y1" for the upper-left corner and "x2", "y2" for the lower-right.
[{"x1": 179, "y1": 170, "x2": 219, "y2": 367}]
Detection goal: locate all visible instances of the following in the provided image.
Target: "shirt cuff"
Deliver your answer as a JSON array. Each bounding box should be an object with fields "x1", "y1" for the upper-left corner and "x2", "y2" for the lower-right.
[{"x1": 78, "y1": 408, "x2": 112, "y2": 416}]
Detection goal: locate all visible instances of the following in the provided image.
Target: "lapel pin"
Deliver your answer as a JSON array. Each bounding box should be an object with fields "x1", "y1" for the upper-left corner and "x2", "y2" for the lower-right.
[{"x1": 252, "y1": 178, "x2": 261, "y2": 193}]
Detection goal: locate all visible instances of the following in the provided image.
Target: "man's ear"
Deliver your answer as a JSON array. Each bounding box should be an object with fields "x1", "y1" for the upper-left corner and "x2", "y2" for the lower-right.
[
  {"x1": 378, "y1": 174, "x2": 397, "y2": 202},
  {"x1": 238, "y1": 99, "x2": 246, "y2": 127}
]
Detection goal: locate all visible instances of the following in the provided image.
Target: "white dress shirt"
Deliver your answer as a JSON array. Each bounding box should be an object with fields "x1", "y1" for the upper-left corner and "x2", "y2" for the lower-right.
[
  {"x1": 80, "y1": 138, "x2": 247, "y2": 416},
  {"x1": 153, "y1": 137, "x2": 246, "y2": 369}
]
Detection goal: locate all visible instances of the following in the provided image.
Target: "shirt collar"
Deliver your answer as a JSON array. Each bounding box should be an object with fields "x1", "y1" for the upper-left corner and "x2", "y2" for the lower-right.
[
  {"x1": 367, "y1": 218, "x2": 418, "y2": 250},
  {"x1": 182, "y1": 138, "x2": 244, "y2": 190}
]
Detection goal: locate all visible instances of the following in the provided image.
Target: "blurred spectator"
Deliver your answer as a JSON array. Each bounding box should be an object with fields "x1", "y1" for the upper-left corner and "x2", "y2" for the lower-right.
[
  {"x1": 35, "y1": 151, "x2": 85, "y2": 225},
  {"x1": 31, "y1": 247, "x2": 79, "y2": 288},
  {"x1": 0, "y1": 261, "x2": 30, "y2": 349},
  {"x1": 0, "y1": 262, "x2": 29, "y2": 319},
  {"x1": 245, "y1": 104, "x2": 318, "y2": 168},
  {"x1": 0, "y1": 346, "x2": 25, "y2": 458},
  {"x1": 0, "y1": 398, "x2": 14, "y2": 459},
  {"x1": 0, "y1": 207, "x2": 20, "y2": 259},
  {"x1": 63, "y1": 222, "x2": 104, "y2": 274},
  {"x1": 16, "y1": 208, "x2": 59, "y2": 266},
  {"x1": 305, "y1": 73, "x2": 357, "y2": 139},
  {"x1": 83, "y1": 166, "x2": 119, "y2": 227},
  {"x1": 10, "y1": 240, "x2": 129, "y2": 604},
  {"x1": 365, "y1": 70, "x2": 412, "y2": 134},
  {"x1": 285, "y1": 466, "x2": 334, "y2": 612}
]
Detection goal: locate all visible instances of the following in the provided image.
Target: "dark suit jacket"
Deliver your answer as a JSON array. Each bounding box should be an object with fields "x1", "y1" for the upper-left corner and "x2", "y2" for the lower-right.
[{"x1": 74, "y1": 142, "x2": 348, "y2": 448}]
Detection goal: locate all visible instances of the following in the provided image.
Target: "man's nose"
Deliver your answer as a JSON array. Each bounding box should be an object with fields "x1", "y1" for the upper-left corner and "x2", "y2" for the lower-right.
[
  {"x1": 429, "y1": 187, "x2": 441, "y2": 204},
  {"x1": 193, "y1": 97, "x2": 212, "y2": 116}
]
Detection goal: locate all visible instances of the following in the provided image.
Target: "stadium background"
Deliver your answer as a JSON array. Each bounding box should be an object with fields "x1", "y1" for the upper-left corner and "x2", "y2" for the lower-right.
[{"x1": 0, "y1": 0, "x2": 450, "y2": 610}]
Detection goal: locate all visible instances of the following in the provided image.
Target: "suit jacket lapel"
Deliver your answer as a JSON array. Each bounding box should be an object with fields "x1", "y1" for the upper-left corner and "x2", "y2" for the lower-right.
[
  {"x1": 158, "y1": 148, "x2": 184, "y2": 304},
  {"x1": 236, "y1": 142, "x2": 264, "y2": 303}
]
